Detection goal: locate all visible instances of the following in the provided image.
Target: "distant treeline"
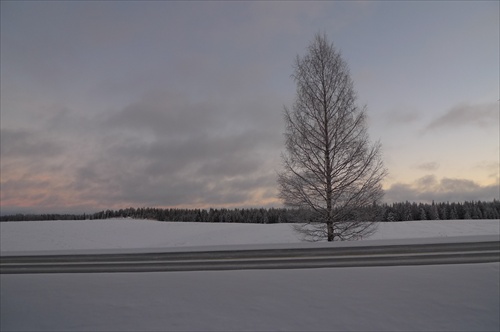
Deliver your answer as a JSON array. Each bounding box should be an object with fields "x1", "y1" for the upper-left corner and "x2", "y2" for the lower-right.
[
  {"x1": 1, "y1": 200, "x2": 499, "y2": 223},
  {"x1": 382, "y1": 200, "x2": 500, "y2": 221}
]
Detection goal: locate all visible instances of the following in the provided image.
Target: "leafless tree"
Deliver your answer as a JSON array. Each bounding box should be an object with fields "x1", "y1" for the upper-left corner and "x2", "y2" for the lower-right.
[{"x1": 278, "y1": 33, "x2": 387, "y2": 242}]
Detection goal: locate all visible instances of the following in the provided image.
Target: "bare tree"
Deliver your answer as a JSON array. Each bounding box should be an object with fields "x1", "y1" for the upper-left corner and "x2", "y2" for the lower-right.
[{"x1": 278, "y1": 33, "x2": 387, "y2": 242}]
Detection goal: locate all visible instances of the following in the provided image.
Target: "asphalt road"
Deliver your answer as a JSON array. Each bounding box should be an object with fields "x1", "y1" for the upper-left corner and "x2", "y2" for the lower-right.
[{"x1": 1, "y1": 241, "x2": 498, "y2": 274}]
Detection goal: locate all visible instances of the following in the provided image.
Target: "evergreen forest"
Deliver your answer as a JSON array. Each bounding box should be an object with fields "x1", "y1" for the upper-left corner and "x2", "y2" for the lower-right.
[{"x1": 2, "y1": 200, "x2": 499, "y2": 223}]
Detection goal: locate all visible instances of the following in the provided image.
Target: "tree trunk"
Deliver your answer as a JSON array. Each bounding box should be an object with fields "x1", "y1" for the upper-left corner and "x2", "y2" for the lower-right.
[
  {"x1": 324, "y1": 75, "x2": 333, "y2": 241},
  {"x1": 327, "y1": 221, "x2": 334, "y2": 241}
]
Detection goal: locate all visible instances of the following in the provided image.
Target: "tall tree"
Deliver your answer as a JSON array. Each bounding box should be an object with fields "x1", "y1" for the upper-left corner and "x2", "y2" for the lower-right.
[{"x1": 278, "y1": 33, "x2": 387, "y2": 241}]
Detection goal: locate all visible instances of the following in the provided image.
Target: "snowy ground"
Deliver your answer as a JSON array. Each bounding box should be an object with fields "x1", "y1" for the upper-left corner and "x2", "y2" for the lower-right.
[
  {"x1": 1, "y1": 219, "x2": 499, "y2": 331},
  {"x1": 1, "y1": 218, "x2": 499, "y2": 253}
]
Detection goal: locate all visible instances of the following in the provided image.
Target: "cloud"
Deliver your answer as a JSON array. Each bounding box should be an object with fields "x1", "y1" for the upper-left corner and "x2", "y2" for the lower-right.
[
  {"x1": 0, "y1": 129, "x2": 64, "y2": 159},
  {"x1": 30, "y1": 88, "x2": 284, "y2": 211},
  {"x1": 424, "y1": 101, "x2": 499, "y2": 132},
  {"x1": 415, "y1": 162, "x2": 440, "y2": 171},
  {"x1": 383, "y1": 109, "x2": 420, "y2": 126},
  {"x1": 385, "y1": 175, "x2": 499, "y2": 203},
  {"x1": 474, "y1": 161, "x2": 500, "y2": 180},
  {"x1": 104, "y1": 91, "x2": 225, "y2": 139}
]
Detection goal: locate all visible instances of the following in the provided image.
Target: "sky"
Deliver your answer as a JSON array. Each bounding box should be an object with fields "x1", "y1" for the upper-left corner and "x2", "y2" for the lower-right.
[{"x1": 1, "y1": 1, "x2": 499, "y2": 214}]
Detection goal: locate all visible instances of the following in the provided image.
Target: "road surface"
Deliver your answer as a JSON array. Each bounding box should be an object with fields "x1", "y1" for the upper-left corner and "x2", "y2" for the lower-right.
[{"x1": 1, "y1": 240, "x2": 498, "y2": 274}]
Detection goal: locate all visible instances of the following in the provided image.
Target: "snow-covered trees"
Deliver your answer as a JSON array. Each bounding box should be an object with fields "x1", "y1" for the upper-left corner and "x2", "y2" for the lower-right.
[
  {"x1": 379, "y1": 200, "x2": 500, "y2": 221},
  {"x1": 1, "y1": 200, "x2": 499, "y2": 222}
]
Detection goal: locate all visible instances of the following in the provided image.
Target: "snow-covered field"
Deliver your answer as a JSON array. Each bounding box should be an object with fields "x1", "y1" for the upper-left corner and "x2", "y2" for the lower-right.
[
  {"x1": 1, "y1": 218, "x2": 499, "y2": 253},
  {"x1": 1, "y1": 219, "x2": 499, "y2": 331}
]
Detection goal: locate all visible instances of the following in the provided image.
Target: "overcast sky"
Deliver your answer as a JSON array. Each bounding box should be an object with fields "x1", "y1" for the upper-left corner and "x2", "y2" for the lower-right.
[{"x1": 1, "y1": 1, "x2": 499, "y2": 214}]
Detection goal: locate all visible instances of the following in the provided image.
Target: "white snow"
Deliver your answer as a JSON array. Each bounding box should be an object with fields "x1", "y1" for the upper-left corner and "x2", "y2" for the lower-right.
[
  {"x1": 1, "y1": 218, "x2": 499, "y2": 253},
  {"x1": 2, "y1": 263, "x2": 498, "y2": 331},
  {"x1": 1, "y1": 219, "x2": 499, "y2": 331}
]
